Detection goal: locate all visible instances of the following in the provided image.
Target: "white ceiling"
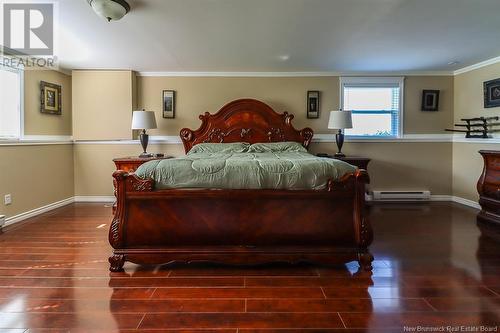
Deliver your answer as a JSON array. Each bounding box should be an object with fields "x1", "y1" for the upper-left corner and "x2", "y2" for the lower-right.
[{"x1": 56, "y1": 0, "x2": 500, "y2": 73}]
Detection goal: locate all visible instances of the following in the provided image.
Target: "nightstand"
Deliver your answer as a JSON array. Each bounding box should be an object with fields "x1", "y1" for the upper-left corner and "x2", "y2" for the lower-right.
[
  {"x1": 111, "y1": 156, "x2": 172, "y2": 214},
  {"x1": 317, "y1": 154, "x2": 371, "y2": 170},
  {"x1": 113, "y1": 156, "x2": 173, "y2": 173}
]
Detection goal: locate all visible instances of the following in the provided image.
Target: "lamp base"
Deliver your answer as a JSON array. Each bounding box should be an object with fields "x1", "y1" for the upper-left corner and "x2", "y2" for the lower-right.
[
  {"x1": 139, "y1": 131, "x2": 151, "y2": 158},
  {"x1": 335, "y1": 130, "x2": 346, "y2": 159}
]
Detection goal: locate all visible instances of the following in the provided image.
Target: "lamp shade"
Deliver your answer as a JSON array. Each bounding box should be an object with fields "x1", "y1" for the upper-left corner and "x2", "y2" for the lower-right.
[
  {"x1": 131, "y1": 111, "x2": 157, "y2": 130},
  {"x1": 328, "y1": 110, "x2": 353, "y2": 130}
]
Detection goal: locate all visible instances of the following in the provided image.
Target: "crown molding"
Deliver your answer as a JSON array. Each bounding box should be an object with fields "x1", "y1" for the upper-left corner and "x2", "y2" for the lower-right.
[
  {"x1": 453, "y1": 55, "x2": 500, "y2": 76},
  {"x1": 71, "y1": 69, "x2": 134, "y2": 73},
  {"x1": 57, "y1": 67, "x2": 72, "y2": 76},
  {"x1": 137, "y1": 71, "x2": 454, "y2": 77},
  {"x1": 23, "y1": 67, "x2": 72, "y2": 76},
  {"x1": 63, "y1": 55, "x2": 500, "y2": 77}
]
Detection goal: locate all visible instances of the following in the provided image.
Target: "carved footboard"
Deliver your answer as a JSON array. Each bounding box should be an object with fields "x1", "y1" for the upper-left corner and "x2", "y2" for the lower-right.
[{"x1": 109, "y1": 169, "x2": 373, "y2": 272}]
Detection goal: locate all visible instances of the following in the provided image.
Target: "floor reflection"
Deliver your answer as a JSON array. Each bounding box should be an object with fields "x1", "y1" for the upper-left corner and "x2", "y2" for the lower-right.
[
  {"x1": 109, "y1": 262, "x2": 376, "y2": 329},
  {"x1": 0, "y1": 202, "x2": 498, "y2": 331}
]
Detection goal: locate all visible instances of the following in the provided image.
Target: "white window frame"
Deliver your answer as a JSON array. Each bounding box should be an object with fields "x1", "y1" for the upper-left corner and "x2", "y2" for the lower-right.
[
  {"x1": 339, "y1": 76, "x2": 405, "y2": 139},
  {"x1": 0, "y1": 63, "x2": 24, "y2": 140}
]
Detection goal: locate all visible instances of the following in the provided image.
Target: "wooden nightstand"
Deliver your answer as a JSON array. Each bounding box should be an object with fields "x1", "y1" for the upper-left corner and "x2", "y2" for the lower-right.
[
  {"x1": 317, "y1": 154, "x2": 371, "y2": 170},
  {"x1": 113, "y1": 156, "x2": 173, "y2": 173},
  {"x1": 111, "y1": 156, "x2": 172, "y2": 213}
]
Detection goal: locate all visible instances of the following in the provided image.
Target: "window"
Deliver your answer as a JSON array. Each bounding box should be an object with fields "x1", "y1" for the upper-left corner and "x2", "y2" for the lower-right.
[
  {"x1": 0, "y1": 65, "x2": 22, "y2": 139},
  {"x1": 340, "y1": 77, "x2": 404, "y2": 138}
]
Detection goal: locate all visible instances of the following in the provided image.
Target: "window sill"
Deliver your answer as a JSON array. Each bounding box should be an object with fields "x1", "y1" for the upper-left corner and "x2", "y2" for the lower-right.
[
  {"x1": 312, "y1": 134, "x2": 453, "y2": 143},
  {"x1": 0, "y1": 136, "x2": 73, "y2": 146}
]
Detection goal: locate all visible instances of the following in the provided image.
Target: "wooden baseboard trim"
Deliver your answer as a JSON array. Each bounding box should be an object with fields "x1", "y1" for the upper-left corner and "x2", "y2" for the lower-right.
[
  {"x1": 366, "y1": 194, "x2": 480, "y2": 210},
  {"x1": 430, "y1": 195, "x2": 481, "y2": 209},
  {"x1": 451, "y1": 196, "x2": 481, "y2": 209},
  {"x1": 2, "y1": 197, "x2": 74, "y2": 228},
  {"x1": 73, "y1": 196, "x2": 115, "y2": 202}
]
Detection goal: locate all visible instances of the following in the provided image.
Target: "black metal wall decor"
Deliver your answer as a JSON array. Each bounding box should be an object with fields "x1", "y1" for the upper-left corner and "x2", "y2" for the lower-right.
[
  {"x1": 484, "y1": 78, "x2": 500, "y2": 108},
  {"x1": 421, "y1": 90, "x2": 440, "y2": 111},
  {"x1": 445, "y1": 116, "x2": 500, "y2": 138},
  {"x1": 307, "y1": 91, "x2": 320, "y2": 119},
  {"x1": 162, "y1": 90, "x2": 176, "y2": 118}
]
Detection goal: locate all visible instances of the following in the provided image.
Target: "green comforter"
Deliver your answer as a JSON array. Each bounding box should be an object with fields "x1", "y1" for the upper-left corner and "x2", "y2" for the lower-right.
[{"x1": 135, "y1": 142, "x2": 356, "y2": 190}]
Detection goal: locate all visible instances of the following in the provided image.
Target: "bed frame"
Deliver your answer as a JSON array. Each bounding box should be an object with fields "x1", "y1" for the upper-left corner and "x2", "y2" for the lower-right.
[{"x1": 109, "y1": 99, "x2": 373, "y2": 272}]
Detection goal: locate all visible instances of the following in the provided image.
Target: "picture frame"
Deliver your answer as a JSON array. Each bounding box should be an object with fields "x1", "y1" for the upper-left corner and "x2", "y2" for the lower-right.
[
  {"x1": 421, "y1": 90, "x2": 440, "y2": 112},
  {"x1": 307, "y1": 90, "x2": 320, "y2": 119},
  {"x1": 484, "y1": 78, "x2": 500, "y2": 108},
  {"x1": 40, "y1": 81, "x2": 62, "y2": 115},
  {"x1": 162, "y1": 90, "x2": 176, "y2": 118}
]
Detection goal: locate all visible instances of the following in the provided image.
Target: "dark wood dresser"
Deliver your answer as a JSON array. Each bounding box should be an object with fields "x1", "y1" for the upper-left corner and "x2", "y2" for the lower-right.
[{"x1": 477, "y1": 150, "x2": 500, "y2": 227}]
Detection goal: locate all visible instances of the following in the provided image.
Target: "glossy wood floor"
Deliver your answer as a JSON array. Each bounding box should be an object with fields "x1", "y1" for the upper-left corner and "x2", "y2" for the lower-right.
[{"x1": 0, "y1": 202, "x2": 498, "y2": 332}]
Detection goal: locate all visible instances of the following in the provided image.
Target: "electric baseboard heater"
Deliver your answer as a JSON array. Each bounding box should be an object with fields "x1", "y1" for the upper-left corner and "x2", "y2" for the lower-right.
[{"x1": 372, "y1": 191, "x2": 431, "y2": 201}]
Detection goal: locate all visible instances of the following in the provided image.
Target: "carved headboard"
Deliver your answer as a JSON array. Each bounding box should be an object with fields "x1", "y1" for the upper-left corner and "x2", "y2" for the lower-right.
[{"x1": 180, "y1": 99, "x2": 314, "y2": 153}]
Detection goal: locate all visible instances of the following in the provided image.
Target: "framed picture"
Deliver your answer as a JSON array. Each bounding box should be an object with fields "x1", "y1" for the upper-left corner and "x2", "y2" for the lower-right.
[
  {"x1": 307, "y1": 90, "x2": 320, "y2": 119},
  {"x1": 40, "y1": 81, "x2": 62, "y2": 115},
  {"x1": 484, "y1": 78, "x2": 500, "y2": 108},
  {"x1": 162, "y1": 90, "x2": 176, "y2": 118},
  {"x1": 421, "y1": 90, "x2": 440, "y2": 111}
]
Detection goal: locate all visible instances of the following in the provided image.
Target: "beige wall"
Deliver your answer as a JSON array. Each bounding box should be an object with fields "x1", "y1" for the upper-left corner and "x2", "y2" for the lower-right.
[
  {"x1": 404, "y1": 76, "x2": 454, "y2": 134},
  {"x1": 312, "y1": 142, "x2": 452, "y2": 195},
  {"x1": 0, "y1": 70, "x2": 73, "y2": 220},
  {"x1": 452, "y1": 142, "x2": 486, "y2": 201},
  {"x1": 454, "y1": 62, "x2": 500, "y2": 121},
  {"x1": 138, "y1": 75, "x2": 453, "y2": 136},
  {"x1": 452, "y1": 62, "x2": 500, "y2": 201},
  {"x1": 74, "y1": 143, "x2": 185, "y2": 196},
  {"x1": 139, "y1": 76, "x2": 338, "y2": 136},
  {"x1": 24, "y1": 69, "x2": 72, "y2": 135},
  {"x1": 3, "y1": 63, "x2": 496, "y2": 219},
  {"x1": 71, "y1": 74, "x2": 456, "y2": 196},
  {"x1": 3, "y1": 70, "x2": 484, "y2": 212},
  {"x1": 72, "y1": 70, "x2": 136, "y2": 140},
  {"x1": 0, "y1": 144, "x2": 74, "y2": 217},
  {"x1": 74, "y1": 141, "x2": 452, "y2": 196}
]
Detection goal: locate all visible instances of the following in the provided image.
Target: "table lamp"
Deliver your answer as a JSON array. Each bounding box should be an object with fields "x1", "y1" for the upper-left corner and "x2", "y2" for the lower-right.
[
  {"x1": 328, "y1": 110, "x2": 353, "y2": 158},
  {"x1": 131, "y1": 110, "x2": 157, "y2": 158}
]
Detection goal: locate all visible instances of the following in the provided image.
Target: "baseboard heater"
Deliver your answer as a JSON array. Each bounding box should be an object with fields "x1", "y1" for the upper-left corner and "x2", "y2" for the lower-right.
[{"x1": 372, "y1": 190, "x2": 431, "y2": 201}]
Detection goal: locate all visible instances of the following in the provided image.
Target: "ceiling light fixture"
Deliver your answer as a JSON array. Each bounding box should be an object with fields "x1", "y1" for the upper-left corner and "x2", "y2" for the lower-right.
[{"x1": 87, "y1": 0, "x2": 130, "y2": 22}]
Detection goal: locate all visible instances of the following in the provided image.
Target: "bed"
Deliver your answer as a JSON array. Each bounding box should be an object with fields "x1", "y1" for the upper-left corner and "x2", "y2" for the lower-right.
[{"x1": 109, "y1": 99, "x2": 373, "y2": 272}]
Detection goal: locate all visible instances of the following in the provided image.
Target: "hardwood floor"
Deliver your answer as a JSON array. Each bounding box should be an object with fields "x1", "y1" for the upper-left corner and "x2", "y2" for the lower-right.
[{"x1": 0, "y1": 202, "x2": 498, "y2": 332}]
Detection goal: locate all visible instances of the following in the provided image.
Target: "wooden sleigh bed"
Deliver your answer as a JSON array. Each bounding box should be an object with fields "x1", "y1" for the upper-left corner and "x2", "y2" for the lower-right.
[{"x1": 109, "y1": 99, "x2": 373, "y2": 272}]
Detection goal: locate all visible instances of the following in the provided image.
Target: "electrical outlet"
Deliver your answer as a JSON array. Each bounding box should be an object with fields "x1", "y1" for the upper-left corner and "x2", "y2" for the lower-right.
[{"x1": 4, "y1": 194, "x2": 12, "y2": 205}]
